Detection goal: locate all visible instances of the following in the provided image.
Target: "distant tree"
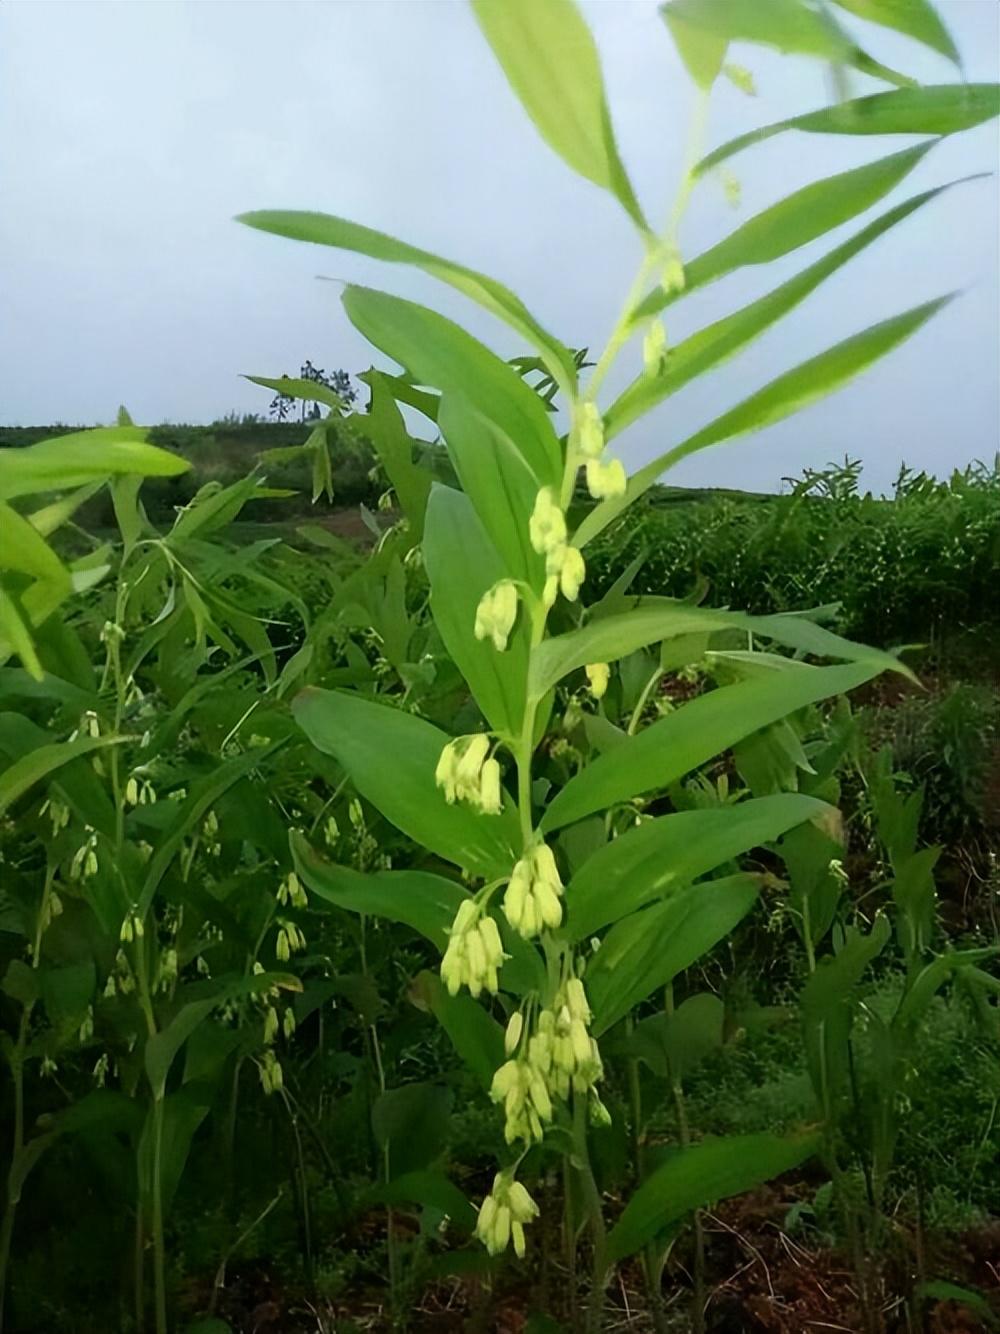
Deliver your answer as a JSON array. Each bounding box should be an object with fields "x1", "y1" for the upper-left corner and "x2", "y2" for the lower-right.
[{"x1": 268, "y1": 362, "x2": 356, "y2": 422}]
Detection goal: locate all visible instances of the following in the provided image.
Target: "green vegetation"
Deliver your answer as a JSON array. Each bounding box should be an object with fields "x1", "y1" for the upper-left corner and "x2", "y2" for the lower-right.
[{"x1": 2, "y1": 2, "x2": 998, "y2": 1332}]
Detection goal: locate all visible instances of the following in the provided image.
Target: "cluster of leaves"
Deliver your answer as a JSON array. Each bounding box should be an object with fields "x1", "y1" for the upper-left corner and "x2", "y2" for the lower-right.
[{"x1": 586, "y1": 457, "x2": 1000, "y2": 647}]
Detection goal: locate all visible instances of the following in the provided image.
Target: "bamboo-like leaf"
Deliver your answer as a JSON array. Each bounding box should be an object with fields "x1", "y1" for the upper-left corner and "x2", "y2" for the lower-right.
[
  {"x1": 607, "y1": 179, "x2": 978, "y2": 439},
  {"x1": 0, "y1": 428, "x2": 189, "y2": 501},
  {"x1": 578, "y1": 295, "x2": 955, "y2": 547},
  {"x1": 0, "y1": 501, "x2": 70, "y2": 591},
  {"x1": 696, "y1": 84, "x2": 999, "y2": 175},
  {"x1": 291, "y1": 831, "x2": 466, "y2": 948},
  {"x1": 413, "y1": 970, "x2": 506, "y2": 1090},
  {"x1": 342, "y1": 285, "x2": 562, "y2": 486},
  {"x1": 531, "y1": 599, "x2": 908, "y2": 702},
  {"x1": 424, "y1": 485, "x2": 533, "y2": 738},
  {"x1": 606, "y1": 1129, "x2": 820, "y2": 1262},
  {"x1": 831, "y1": 0, "x2": 959, "y2": 65},
  {"x1": 292, "y1": 687, "x2": 520, "y2": 879},
  {"x1": 664, "y1": 5, "x2": 728, "y2": 88},
  {"x1": 543, "y1": 660, "x2": 883, "y2": 831},
  {"x1": 472, "y1": 0, "x2": 649, "y2": 232},
  {"x1": 661, "y1": 0, "x2": 914, "y2": 86},
  {"x1": 0, "y1": 733, "x2": 130, "y2": 817},
  {"x1": 634, "y1": 142, "x2": 934, "y2": 323},
  {"x1": 587, "y1": 875, "x2": 762, "y2": 1033},
  {"x1": 238, "y1": 211, "x2": 578, "y2": 394},
  {"x1": 244, "y1": 373, "x2": 347, "y2": 413},
  {"x1": 365, "y1": 374, "x2": 433, "y2": 538},
  {"x1": 565, "y1": 793, "x2": 828, "y2": 940}
]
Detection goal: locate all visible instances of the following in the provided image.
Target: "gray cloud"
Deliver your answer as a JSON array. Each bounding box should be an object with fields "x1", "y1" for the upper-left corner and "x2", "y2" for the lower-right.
[{"x1": 1, "y1": 0, "x2": 997, "y2": 493}]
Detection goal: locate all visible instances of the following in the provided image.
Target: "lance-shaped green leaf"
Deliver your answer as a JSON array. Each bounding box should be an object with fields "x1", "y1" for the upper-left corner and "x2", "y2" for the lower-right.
[
  {"x1": 664, "y1": 4, "x2": 728, "y2": 88},
  {"x1": 437, "y1": 395, "x2": 543, "y2": 584},
  {"x1": 634, "y1": 141, "x2": 934, "y2": 323},
  {"x1": 342, "y1": 285, "x2": 562, "y2": 486},
  {"x1": 577, "y1": 294, "x2": 955, "y2": 547},
  {"x1": 661, "y1": 0, "x2": 914, "y2": 86},
  {"x1": 606, "y1": 1129, "x2": 821, "y2": 1262},
  {"x1": 831, "y1": 0, "x2": 959, "y2": 65},
  {"x1": 0, "y1": 428, "x2": 189, "y2": 501},
  {"x1": 291, "y1": 831, "x2": 466, "y2": 948},
  {"x1": 424, "y1": 485, "x2": 532, "y2": 738},
  {"x1": 0, "y1": 733, "x2": 131, "y2": 817},
  {"x1": 0, "y1": 502, "x2": 70, "y2": 591},
  {"x1": 530, "y1": 598, "x2": 908, "y2": 702},
  {"x1": 696, "y1": 85, "x2": 999, "y2": 175},
  {"x1": 801, "y1": 915, "x2": 891, "y2": 1117},
  {"x1": 367, "y1": 1170, "x2": 478, "y2": 1231},
  {"x1": 587, "y1": 874, "x2": 762, "y2": 1033},
  {"x1": 607, "y1": 178, "x2": 978, "y2": 439},
  {"x1": 472, "y1": 0, "x2": 649, "y2": 233},
  {"x1": 565, "y1": 793, "x2": 828, "y2": 940},
  {"x1": 238, "y1": 210, "x2": 578, "y2": 395},
  {"x1": 544, "y1": 659, "x2": 883, "y2": 831},
  {"x1": 365, "y1": 374, "x2": 433, "y2": 539},
  {"x1": 293, "y1": 687, "x2": 520, "y2": 879},
  {"x1": 244, "y1": 373, "x2": 348, "y2": 413},
  {"x1": 412, "y1": 970, "x2": 506, "y2": 1090}
]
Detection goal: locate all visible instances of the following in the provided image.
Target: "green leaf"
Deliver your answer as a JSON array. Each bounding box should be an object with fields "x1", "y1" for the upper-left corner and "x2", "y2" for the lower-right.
[
  {"x1": 368, "y1": 1170, "x2": 478, "y2": 1231},
  {"x1": 366, "y1": 374, "x2": 433, "y2": 539},
  {"x1": 413, "y1": 970, "x2": 505, "y2": 1090},
  {"x1": 292, "y1": 688, "x2": 519, "y2": 879},
  {"x1": 661, "y1": 0, "x2": 914, "y2": 86},
  {"x1": 472, "y1": 0, "x2": 649, "y2": 232},
  {"x1": 830, "y1": 0, "x2": 959, "y2": 65},
  {"x1": 137, "y1": 1087, "x2": 212, "y2": 1221},
  {"x1": 238, "y1": 212, "x2": 578, "y2": 395},
  {"x1": 244, "y1": 373, "x2": 347, "y2": 413},
  {"x1": 664, "y1": 5, "x2": 728, "y2": 88},
  {"x1": 437, "y1": 396, "x2": 543, "y2": 585},
  {"x1": 424, "y1": 485, "x2": 532, "y2": 737},
  {"x1": 696, "y1": 84, "x2": 999, "y2": 175},
  {"x1": 629, "y1": 993, "x2": 726, "y2": 1080},
  {"x1": 0, "y1": 504, "x2": 69, "y2": 589},
  {"x1": 545, "y1": 659, "x2": 884, "y2": 831},
  {"x1": 531, "y1": 598, "x2": 908, "y2": 702},
  {"x1": 372, "y1": 1082, "x2": 454, "y2": 1178},
  {"x1": 40, "y1": 961, "x2": 95, "y2": 1023},
  {"x1": 290, "y1": 830, "x2": 466, "y2": 949},
  {"x1": 587, "y1": 875, "x2": 761, "y2": 1033},
  {"x1": 915, "y1": 1280, "x2": 999, "y2": 1327},
  {"x1": 565, "y1": 793, "x2": 828, "y2": 940},
  {"x1": 635, "y1": 142, "x2": 934, "y2": 322},
  {"x1": 800, "y1": 915, "x2": 892, "y2": 1117},
  {"x1": 579, "y1": 294, "x2": 955, "y2": 545},
  {"x1": 607, "y1": 179, "x2": 978, "y2": 440},
  {"x1": 0, "y1": 732, "x2": 130, "y2": 817},
  {"x1": 342, "y1": 285, "x2": 562, "y2": 486},
  {"x1": 606, "y1": 1129, "x2": 820, "y2": 1261},
  {"x1": 145, "y1": 972, "x2": 298, "y2": 1100},
  {"x1": 0, "y1": 428, "x2": 189, "y2": 501},
  {"x1": 0, "y1": 587, "x2": 42, "y2": 680}
]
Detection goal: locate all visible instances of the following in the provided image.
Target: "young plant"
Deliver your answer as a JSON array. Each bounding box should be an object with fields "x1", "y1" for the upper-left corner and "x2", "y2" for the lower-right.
[{"x1": 246, "y1": 0, "x2": 998, "y2": 1325}]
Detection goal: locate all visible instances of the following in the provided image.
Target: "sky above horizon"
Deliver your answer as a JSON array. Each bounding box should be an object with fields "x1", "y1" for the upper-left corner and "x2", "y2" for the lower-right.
[{"x1": 2, "y1": 0, "x2": 998, "y2": 495}]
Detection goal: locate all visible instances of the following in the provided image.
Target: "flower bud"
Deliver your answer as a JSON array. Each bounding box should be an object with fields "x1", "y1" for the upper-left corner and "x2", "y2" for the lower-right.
[
  {"x1": 528, "y1": 488, "x2": 567, "y2": 555},
  {"x1": 585, "y1": 456, "x2": 627, "y2": 501},
  {"x1": 478, "y1": 758, "x2": 502, "y2": 815},
  {"x1": 643, "y1": 319, "x2": 668, "y2": 373},
  {"x1": 559, "y1": 546, "x2": 586, "y2": 602},
  {"x1": 504, "y1": 1011, "x2": 524, "y2": 1056},
  {"x1": 576, "y1": 401, "x2": 605, "y2": 459},
  {"x1": 585, "y1": 662, "x2": 610, "y2": 700}
]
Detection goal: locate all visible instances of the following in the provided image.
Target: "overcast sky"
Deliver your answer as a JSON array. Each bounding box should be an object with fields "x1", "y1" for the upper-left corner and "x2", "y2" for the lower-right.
[{"x1": 2, "y1": 0, "x2": 998, "y2": 494}]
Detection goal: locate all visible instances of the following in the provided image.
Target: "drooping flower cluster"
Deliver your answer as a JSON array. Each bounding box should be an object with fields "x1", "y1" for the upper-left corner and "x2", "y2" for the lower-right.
[
  {"x1": 489, "y1": 976, "x2": 606, "y2": 1147},
  {"x1": 529, "y1": 488, "x2": 586, "y2": 609},
  {"x1": 572, "y1": 403, "x2": 627, "y2": 502},
  {"x1": 475, "y1": 1171, "x2": 540, "y2": 1257},
  {"x1": 440, "y1": 899, "x2": 506, "y2": 998},
  {"x1": 276, "y1": 871, "x2": 308, "y2": 909},
  {"x1": 503, "y1": 843, "x2": 563, "y2": 939},
  {"x1": 435, "y1": 734, "x2": 502, "y2": 814},
  {"x1": 474, "y1": 580, "x2": 520, "y2": 651}
]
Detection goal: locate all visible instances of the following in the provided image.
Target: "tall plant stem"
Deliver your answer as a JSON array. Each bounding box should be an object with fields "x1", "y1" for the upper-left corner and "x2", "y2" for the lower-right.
[
  {"x1": 666, "y1": 984, "x2": 705, "y2": 1334},
  {"x1": 572, "y1": 1098, "x2": 609, "y2": 1334},
  {"x1": 626, "y1": 1021, "x2": 669, "y2": 1334}
]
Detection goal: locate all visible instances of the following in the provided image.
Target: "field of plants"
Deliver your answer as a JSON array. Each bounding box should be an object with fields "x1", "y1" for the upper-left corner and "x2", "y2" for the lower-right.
[{"x1": 2, "y1": 1, "x2": 999, "y2": 1332}]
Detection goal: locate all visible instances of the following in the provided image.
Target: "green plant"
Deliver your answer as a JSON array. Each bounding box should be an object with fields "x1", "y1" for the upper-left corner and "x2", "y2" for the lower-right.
[{"x1": 239, "y1": 1, "x2": 998, "y2": 1329}]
